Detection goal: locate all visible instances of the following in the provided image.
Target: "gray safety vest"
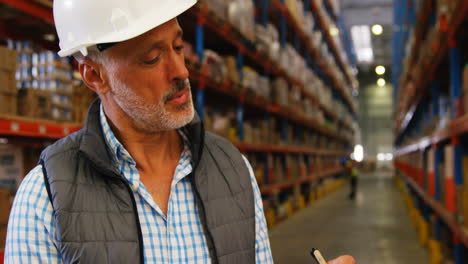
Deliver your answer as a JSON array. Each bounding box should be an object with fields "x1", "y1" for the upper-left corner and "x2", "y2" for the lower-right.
[{"x1": 40, "y1": 99, "x2": 255, "y2": 264}]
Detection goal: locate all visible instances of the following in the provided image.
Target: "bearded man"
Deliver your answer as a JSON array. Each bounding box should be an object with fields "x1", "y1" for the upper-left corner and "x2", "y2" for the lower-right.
[{"x1": 5, "y1": 1, "x2": 355, "y2": 263}]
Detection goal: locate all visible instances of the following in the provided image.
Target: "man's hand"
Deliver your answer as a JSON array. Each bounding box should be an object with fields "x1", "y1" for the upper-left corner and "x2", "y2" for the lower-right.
[{"x1": 327, "y1": 255, "x2": 356, "y2": 264}]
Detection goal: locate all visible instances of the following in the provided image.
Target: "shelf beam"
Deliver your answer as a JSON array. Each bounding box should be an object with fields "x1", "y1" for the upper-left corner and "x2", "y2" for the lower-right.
[
  {"x1": 0, "y1": 115, "x2": 80, "y2": 139},
  {"x1": 260, "y1": 168, "x2": 343, "y2": 195},
  {"x1": 394, "y1": 114, "x2": 468, "y2": 157},
  {"x1": 187, "y1": 62, "x2": 353, "y2": 143},
  {"x1": 396, "y1": 162, "x2": 468, "y2": 247},
  {"x1": 235, "y1": 142, "x2": 349, "y2": 156},
  {"x1": 0, "y1": 0, "x2": 54, "y2": 24}
]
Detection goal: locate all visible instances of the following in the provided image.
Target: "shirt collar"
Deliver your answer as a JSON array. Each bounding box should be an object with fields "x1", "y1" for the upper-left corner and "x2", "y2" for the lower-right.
[
  {"x1": 99, "y1": 104, "x2": 134, "y2": 166},
  {"x1": 99, "y1": 103, "x2": 191, "y2": 169}
]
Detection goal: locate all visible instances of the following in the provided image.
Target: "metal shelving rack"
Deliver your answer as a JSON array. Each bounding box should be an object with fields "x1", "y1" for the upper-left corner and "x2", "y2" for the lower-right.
[
  {"x1": 0, "y1": 0, "x2": 358, "y2": 227},
  {"x1": 393, "y1": 0, "x2": 468, "y2": 262}
]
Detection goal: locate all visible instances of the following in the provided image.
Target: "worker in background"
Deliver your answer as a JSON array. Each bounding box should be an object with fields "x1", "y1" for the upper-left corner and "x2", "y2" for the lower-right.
[
  {"x1": 346, "y1": 160, "x2": 359, "y2": 200},
  {"x1": 5, "y1": 0, "x2": 355, "y2": 263}
]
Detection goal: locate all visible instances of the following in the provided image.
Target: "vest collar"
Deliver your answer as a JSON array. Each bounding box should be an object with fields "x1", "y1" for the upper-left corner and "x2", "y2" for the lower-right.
[{"x1": 79, "y1": 98, "x2": 205, "y2": 178}]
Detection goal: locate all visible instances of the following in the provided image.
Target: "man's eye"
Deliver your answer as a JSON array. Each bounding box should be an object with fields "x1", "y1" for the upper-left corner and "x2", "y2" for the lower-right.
[
  {"x1": 144, "y1": 55, "x2": 161, "y2": 65},
  {"x1": 175, "y1": 46, "x2": 184, "y2": 52}
]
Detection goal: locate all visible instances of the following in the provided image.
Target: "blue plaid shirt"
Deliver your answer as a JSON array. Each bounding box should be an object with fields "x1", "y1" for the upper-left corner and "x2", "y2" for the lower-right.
[{"x1": 5, "y1": 105, "x2": 273, "y2": 263}]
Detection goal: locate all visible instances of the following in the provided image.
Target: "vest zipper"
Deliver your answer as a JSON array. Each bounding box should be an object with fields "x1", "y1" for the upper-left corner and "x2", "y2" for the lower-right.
[
  {"x1": 189, "y1": 123, "x2": 219, "y2": 262},
  {"x1": 122, "y1": 179, "x2": 145, "y2": 264},
  {"x1": 190, "y1": 174, "x2": 219, "y2": 264}
]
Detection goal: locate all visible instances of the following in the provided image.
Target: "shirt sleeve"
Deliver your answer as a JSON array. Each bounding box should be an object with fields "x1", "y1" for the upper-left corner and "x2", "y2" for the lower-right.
[
  {"x1": 242, "y1": 155, "x2": 274, "y2": 264},
  {"x1": 5, "y1": 165, "x2": 61, "y2": 264}
]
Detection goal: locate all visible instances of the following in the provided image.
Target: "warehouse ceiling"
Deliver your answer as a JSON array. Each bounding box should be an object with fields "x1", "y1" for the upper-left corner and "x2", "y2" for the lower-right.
[{"x1": 341, "y1": 0, "x2": 393, "y2": 69}]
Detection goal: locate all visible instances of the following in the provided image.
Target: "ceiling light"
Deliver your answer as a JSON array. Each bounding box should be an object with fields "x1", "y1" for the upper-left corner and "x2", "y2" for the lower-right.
[
  {"x1": 330, "y1": 27, "x2": 339, "y2": 36},
  {"x1": 372, "y1": 24, "x2": 383, "y2": 35},
  {"x1": 375, "y1": 65, "x2": 386, "y2": 75},
  {"x1": 354, "y1": 144, "x2": 364, "y2": 162},
  {"x1": 385, "y1": 153, "x2": 393, "y2": 161},
  {"x1": 351, "y1": 25, "x2": 374, "y2": 63},
  {"x1": 377, "y1": 78, "x2": 386, "y2": 87},
  {"x1": 44, "y1": 34, "x2": 56, "y2": 42},
  {"x1": 377, "y1": 153, "x2": 385, "y2": 161}
]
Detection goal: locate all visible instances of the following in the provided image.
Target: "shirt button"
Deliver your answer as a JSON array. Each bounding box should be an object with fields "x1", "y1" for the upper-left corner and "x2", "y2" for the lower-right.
[
  {"x1": 131, "y1": 184, "x2": 138, "y2": 191},
  {"x1": 169, "y1": 227, "x2": 175, "y2": 233}
]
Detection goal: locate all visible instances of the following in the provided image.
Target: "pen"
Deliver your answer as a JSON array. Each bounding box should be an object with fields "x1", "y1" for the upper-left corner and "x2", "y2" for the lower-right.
[{"x1": 310, "y1": 248, "x2": 328, "y2": 264}]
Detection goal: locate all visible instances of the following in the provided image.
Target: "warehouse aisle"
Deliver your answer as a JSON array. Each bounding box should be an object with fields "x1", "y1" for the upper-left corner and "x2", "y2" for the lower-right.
[{"x1": 269, "y1": 170, "x2": 429, "y2": 264}]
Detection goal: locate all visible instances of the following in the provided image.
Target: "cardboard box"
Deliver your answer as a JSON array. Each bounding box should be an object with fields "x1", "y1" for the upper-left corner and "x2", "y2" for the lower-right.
[
  {"x1": 22, "y1": 147, "x2": 41, "y2": 177},
  {"x1": 0, "y1": 189, "x2": 11, "y2": 224},
  {"x1": 0, "y1": 46, "x2": 17, "y2": 71},
  {"x1": 0, "y1": 70, "x2": 16, "y2": 94},
  {"x1": 17, "y1": 88, "x2": 51, "y2": 119},
  {"x1": 225, "y1": 56, "x2": 239, "y2": 85},
  {"x1": 0, "y1": 145, "x2": 24, "y2": 192},
  {"x1": 72, "y1": 84, "x2": 96, "y2": 123},
  {"x1": 51, "y1": 105, "x2": 74, "y2": 122},
  {"x1": 0, "y1": 223, "x2": 7, "y2": 249},
  {"x1": 0, "y1": 93, "x2": 17, "y2": 115}
]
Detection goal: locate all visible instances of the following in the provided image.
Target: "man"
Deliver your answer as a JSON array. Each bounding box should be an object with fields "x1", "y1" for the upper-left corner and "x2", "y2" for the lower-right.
[
  {"x1": 5, "y1": 0, "x2": 355, "y2": 263},
  {"x1": 348, "y1": 161, "x2": 359, "y2": 200}
]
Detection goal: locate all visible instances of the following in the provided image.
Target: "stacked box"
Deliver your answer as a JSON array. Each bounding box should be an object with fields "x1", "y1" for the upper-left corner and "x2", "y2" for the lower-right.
[
  {"x1": 285, "y1": 0, "x2": 305, "y2": 25},
  {"x1": 241, "y1": 66, "x2": 259, "y2": 96},
  {"x1": 243, "y1": 122, "x2": 253, "y2": 144},
  {"x1": 225, "y1": 56, "x2": 239, "y2": 85},
  {"x1": 202, "y1": 50, "x2": 227, "y2": 84},
  {"x1": 17, "y1": 88, "x2": 51, "y2": 119},
  {"x1": 15, "y1": 41, "x2": 34, "y2": 88},
  {"x1": 0, "y1": 46, "x2": 18, "y2": 115},
  {"x1": 0, "y1": 144, "x2": 24, "y2": 192},
  {"x1": 272, "y1": 78, "x2": 288, "y2": 106},
  {"x1": 0, "y1": 189, "x2": 12, "y2": 224},
  {"x1": 33, "y1": 51, "x2": 74, "y2": 122},
  {"x1": 10, "y1": 41, "x2": 76, "y2": 122},
  {"x1": 72, "y1": 83, "x2": 97, "y2": 123},
  {"x1": 273, "y1": 156, "x2": 285, "y2": 183},
  {"x1": 227, "y1": 0, "x2": 255, "y2": 42},
  {"x1": 255, "y1": 23, "x2": 280, "y2": 63},
  {"x1": 22, "y1": 147, "x2": 42, "y2": 177},
  {"x1": 0, "y1": 189, "x2": 11, "y2": 250},
  {"x1": 290, "y1": 155, "x2": 299, "y2": 180},
  {"x1": 201, "y1": 0, "x2": 227, "y2": 17},
  {"x1": 298, "y1": 157, "x2": 306, "y2": 178},
  {"x1": 0, "y1": 92, "x2": 17, "y2": 115}
]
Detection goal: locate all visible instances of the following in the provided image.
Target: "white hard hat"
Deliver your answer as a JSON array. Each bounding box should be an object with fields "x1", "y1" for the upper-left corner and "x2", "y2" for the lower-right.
[{"x1": 53, "y1": 0, "x2": 197, "y2": 57}]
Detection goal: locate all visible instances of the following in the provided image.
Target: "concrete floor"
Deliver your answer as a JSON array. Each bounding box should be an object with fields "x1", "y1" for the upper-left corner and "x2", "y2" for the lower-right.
[{"x1": 269, "y1": 170, "x2": 429, "y2": 264}]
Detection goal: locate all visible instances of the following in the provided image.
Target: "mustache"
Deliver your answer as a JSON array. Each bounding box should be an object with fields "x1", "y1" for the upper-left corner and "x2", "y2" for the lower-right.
[{"x1": 163, "y1": 79, "x2": 191, "y2": 102}]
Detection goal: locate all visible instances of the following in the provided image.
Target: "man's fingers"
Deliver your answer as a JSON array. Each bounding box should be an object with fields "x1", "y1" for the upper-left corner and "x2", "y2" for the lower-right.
[{"x1": 327, "y1": 255, "x2": 356, "y2": 264}]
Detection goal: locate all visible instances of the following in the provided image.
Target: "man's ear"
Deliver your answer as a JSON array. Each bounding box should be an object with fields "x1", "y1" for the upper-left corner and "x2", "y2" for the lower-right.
[{"x1": 78, "y1": 57, "x2": 111, "y2": 95}]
